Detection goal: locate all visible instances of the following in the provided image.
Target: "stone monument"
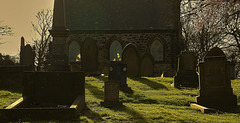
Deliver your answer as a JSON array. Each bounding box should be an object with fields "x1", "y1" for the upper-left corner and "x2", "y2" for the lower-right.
[
  {"x1": 101, "y1": 80, "x2": 123, "y2": 107},
  {"x1": 49, "y1": 0, "x2": 70, "y2": 71},
  {"x1": 191, "y1": 47, "x2": 237, "y2": 113},
  {"x1": 20, "y1": 37, "x2": 36, "y2": 67},
  {"x1": 173, "y1": 51, "x2": 198, "y2": 88},
  {"x1": 0, "y1": 0, "x2": 86, "y2": 121}
]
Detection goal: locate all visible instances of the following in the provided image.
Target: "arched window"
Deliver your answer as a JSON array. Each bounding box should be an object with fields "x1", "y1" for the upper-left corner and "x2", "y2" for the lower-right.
[
  {"x1": 69, "y1": 41, "x2": 81, "y2": 62},
  {"x1": 151, "y1": 40, "x2": 164, "y2": 62},
  {"x1": 110, "y1": 41, "x2": 122, "y2": 61}
]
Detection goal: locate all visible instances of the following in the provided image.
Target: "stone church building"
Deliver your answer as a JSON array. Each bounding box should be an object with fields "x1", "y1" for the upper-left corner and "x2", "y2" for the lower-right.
[{"x1": 51, "y1": 0, "x2": 183, "y2": 76}]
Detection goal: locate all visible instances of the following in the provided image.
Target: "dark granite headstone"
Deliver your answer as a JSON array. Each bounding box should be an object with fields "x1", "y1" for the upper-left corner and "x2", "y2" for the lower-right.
[
  {"x1": 140, "y1": 53, "x2": 154, "y2": 76},
  {"x1": 122, "y1": 43, "x2": 140, "y2": 77},
  {"x1": 101, "y1": 80, "x2": 122, "y2": 107},
  {"x1": 173, "y1": 51, "x2": 198, "y2": 88},
  {"x1": 108, "y1": 61, "x2": 127, "y2": 87},
  {"x1": 193, "y1": 47, "x2": 237, "y2": 111}
]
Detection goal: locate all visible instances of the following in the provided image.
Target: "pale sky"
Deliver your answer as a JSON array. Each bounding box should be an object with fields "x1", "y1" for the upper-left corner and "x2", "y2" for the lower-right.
[{"x1": 0, "y1": 0, "x2": 54, "y2": 55}]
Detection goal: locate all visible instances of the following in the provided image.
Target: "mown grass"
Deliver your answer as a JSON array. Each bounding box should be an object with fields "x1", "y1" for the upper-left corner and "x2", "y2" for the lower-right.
[
  {"x1": 1, "y1": 77, "x2": 240, "y2": 122},
  {"x1": 0, "y1": 89, "x2": 21, "y2": 109},
  {"x1": 82, "y1": 77, "x2": 240, "y2": 123}
]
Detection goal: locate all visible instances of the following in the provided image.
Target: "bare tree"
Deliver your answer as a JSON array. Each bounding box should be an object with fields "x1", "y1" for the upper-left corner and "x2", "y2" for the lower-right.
[
  {"x1": 0, "y1": 21, "x2": 13, "y2": 44},
  {"x1": 181, "y1": 0, "x2": 239, "y2": 59},
  {"x1": 181, "y1": 0, "x2": 240, "y2": 76},
  {"x1": 32, "y1": 9, "x2": 53, "y2": 71}
]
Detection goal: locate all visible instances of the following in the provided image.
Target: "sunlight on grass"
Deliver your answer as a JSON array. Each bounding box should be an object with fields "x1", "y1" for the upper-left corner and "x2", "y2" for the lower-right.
[
  {"x1": 0, "y1": 90, "x2": 21, "y2": 109},
  {"x1": 82, "y1": 77, "x2": 240, "y2": 122},
  {"x1": 1, "y1": 77, "x2": 240, "y2": 122}
]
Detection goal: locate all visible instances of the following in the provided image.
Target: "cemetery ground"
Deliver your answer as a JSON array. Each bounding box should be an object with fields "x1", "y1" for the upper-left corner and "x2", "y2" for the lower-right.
[{"x1": 1, "y1": 77, "x2": 240, "y2": 122}]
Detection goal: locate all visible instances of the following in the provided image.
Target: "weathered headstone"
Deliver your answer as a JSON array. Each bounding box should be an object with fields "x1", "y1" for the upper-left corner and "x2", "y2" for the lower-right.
[
  {"x1": 101, "y1": 80, "x2": 123, "y2": 107},
  {"x1": 122, "y1": 43, "x2": 140, "y2": 76},
  {"x1": 108, "y1": 61, "x2": 127, "y2": 88},
  {"x1": 230, "y1": 61, "x2": 236, "y2": 80},
  {"x1": 20, "y1": 45, "x2": 35, "y2": 66},
  {"x1": 172, "y1": 51, "x2": 198, "y2": 88},
  {"x1": 191, "y1": 47, "x2": 237, "y2": 112},
  {"x1": 140, "y1": 53, "x2": 154, "y2": 76},
  {"x1": 81, "y1": 38, "x2": 98, "y2": 72},
  {"x1": 20, "y1": 37, "x2": 35, "y2": 67},
  {"x1": 70, "y1": 62, "x2": 81, "y2": 72}
]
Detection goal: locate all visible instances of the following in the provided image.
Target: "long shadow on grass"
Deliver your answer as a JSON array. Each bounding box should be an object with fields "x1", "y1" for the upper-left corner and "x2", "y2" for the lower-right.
[
  {"x1": 85, "y1": 83, "x2": 104, "y2": 100},
  {"x1": 129, "y1": 77, "x2": 168, "y2": 90},
  {"x1": 0, "y1": 89, "x2": 22, "y2": 93},
  {"x1": 81, "y1": 106, "x2": 103, "y2": 122},
  {"x1": 111, "y1": 106, "x2": 148, "y2": 123},
  {"x1": 122, "y1": 93, "x2": 159, "y2": 104},
  {"x1": 93, "y1": 76, "x2": 108, "y2": 82}
]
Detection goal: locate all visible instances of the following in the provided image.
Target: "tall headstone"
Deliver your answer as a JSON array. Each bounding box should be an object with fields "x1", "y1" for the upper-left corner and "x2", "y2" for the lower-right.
[
  {"x1": 101, "y1": 80, "x2": 123, "y2": 107},
  {"x1": 193, "y1": 47, "x2": 237, "y2": 111},
  {"x1": 173, "y1": 51, "x2": 198, "y2": 88},
  {"x1": 49, "y1": 0, "x2": 70, "y2": 71},
  {"x1": 122, "y1": 43, "x2": 140, "y2": 76},
  {"x1": 140, "y1": 53, "x2": 154, "y2": 76},
  {"x1": 20, "y1": 37, "x2": 35, "y2": 67}
]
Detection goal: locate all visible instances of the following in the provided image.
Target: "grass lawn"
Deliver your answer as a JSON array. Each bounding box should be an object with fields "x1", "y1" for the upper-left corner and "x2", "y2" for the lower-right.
[{"x1": 1, "y1": 77, "x2": 240, "y2": 122}]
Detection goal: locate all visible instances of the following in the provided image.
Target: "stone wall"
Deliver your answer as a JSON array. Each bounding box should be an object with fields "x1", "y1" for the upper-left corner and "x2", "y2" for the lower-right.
[{"x1": 67, "y1": 31, "x2": 181, "y2": 76}]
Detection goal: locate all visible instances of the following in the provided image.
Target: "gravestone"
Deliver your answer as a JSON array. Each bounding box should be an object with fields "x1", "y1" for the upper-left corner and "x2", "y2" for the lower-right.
[
  {"x1": 140, "y1": 53, "x2": 154, "y2": 76},
  {"x1": 173, "y1": 51, "x2": 198, "y2": 88},
  {"x1": 70, "y1": 62, "x2": 81, "y2": 72},
  {"x1": 192, "y1": 47, "x2": 237, "y2": 112},
  {"x1": 230, "y1": 61, "x2": 236, "y2": 80},
  {"x1": 101, "y1": 80, "x2": 123, "y2": 107},
  {"x1": 122, "y1": 43, "x2": 140, "y2": 76},
  {"x1": 0, "y1": 71, "x2": 86, "y2": 121},
  {"x1": 20, "y1": 37, "x2": 35, "y2": 67},
  {"x1": 81, "y1": 38, "x2": 98, "y2": 72},
  {"x1": 108, "y1": 61, "x2": 127, "y2": 88}
]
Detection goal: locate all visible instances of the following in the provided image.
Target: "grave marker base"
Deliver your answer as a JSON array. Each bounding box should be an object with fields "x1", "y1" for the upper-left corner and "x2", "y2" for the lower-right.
[
  {"x1": 100, "y1": 101, "x2": 123, "y2": 108},
  {"x1": 196, "y1": 95, "x2": 237, "y2": 110}
]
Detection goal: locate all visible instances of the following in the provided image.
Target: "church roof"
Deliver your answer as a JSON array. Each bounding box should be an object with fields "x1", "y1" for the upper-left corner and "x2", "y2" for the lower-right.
[{"x1": 65, "y1": 0, "x2": 180, "y2": 31}]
